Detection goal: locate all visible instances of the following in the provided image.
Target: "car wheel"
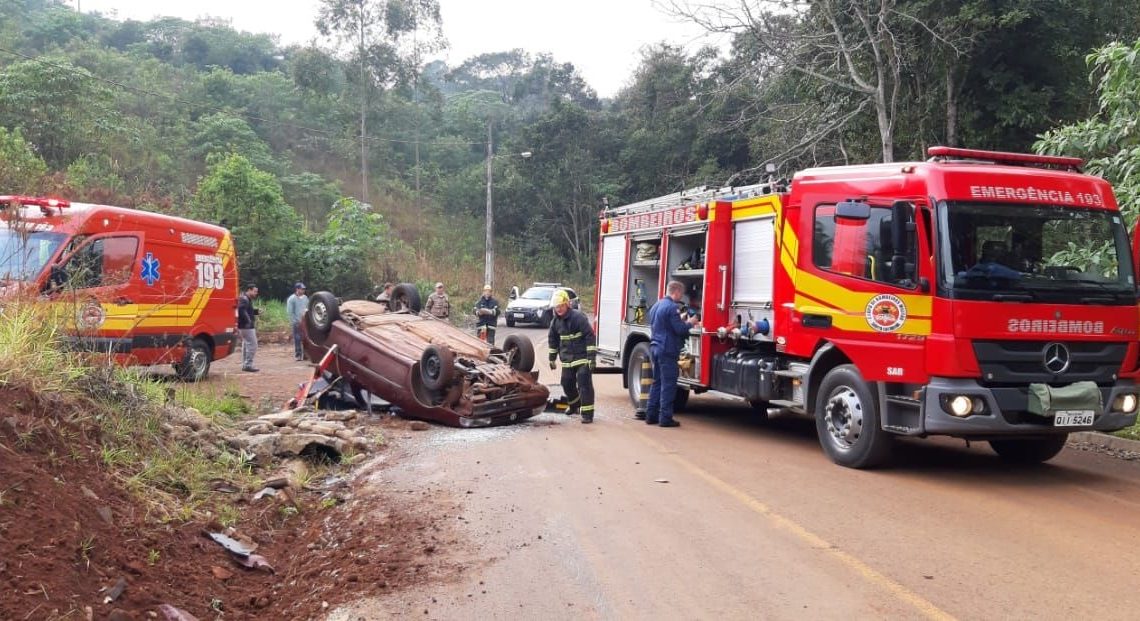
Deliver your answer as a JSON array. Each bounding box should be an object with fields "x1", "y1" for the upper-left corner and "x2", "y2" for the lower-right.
[
  {"x1": 306, "y1": 292, "x2": 340, "y2": 346},
  {"x1": 814, "y1": 364, "x2": 894, "y2": 469},
  {"x1": 626, "y1": 342, "x2": 652, "y2": 408},
  {"x1": 502, "y1": 334, "x2": 535, "y2": 371},
  {"x1": 391, "y1": 283, "x2": 422, "y2": 313},
  {"x1": 506, "y1": 317, "x2": 515, "y2": 327},
  {"x1": 989, "y1": 435, "x2": 1068, "y2": 464},
  {"x1": 420, "y1": 344, "x2": 456, "y2": 391},
  {"x1": 540, "y1": 310, "x2": 552, "y2": 328},
  {"x1": 174, "y1": 337, "x2": 211, "y2": 382}
]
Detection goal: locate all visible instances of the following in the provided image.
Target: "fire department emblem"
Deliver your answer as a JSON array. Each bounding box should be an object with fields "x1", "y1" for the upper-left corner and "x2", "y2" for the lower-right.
[
  {"x1": 865, "y1": 294, "x2": 906, "y2": 333},
  {"x1": 77, "y1": 299, "x2": 106, "y2": 331}
]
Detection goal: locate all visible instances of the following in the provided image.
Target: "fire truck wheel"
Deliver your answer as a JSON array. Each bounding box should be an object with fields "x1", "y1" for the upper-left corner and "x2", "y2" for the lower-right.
[
  {"x1": 175, "y1": 338, "x2": 212, "y2": 382},
  {"x1": 988, "y1": 435, "x2": 1068, "y2": 464},
  {"x1": 307, "y1": 292, "x2": 340, "y2": 344},
  {"x1": 390, "y1": 283, "x2": 422, "y2": 313},
  {"x1": 814, "y1": 364, "x2": 894, "y2": 469},
  {"x1": 625, "y1": 342, "x2": 652, "y2": 408},
  {"x1": 420, "y1": 344, "x2": 456, "y2": 391},
  {"x1": 502, "y1": 334, "x2": 535, "y2": 371}
]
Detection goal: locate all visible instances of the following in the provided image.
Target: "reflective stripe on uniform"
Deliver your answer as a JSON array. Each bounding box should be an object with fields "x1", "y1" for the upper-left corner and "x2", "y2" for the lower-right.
[
  {"x1": 568, "y1": 359, "x2": 590, "y2": 367},
  {"x1": 560, "y1": 332, "x2": 583, "y2": 341}
]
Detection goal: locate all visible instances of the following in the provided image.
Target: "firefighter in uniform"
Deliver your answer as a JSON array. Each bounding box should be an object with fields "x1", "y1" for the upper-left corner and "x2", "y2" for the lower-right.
[
  {"x1": 474, "y1": 284, "x2": 500, "y2": 345},
  {"x1": 548, "y1": 289, "x2": 597, "y2": 424}
]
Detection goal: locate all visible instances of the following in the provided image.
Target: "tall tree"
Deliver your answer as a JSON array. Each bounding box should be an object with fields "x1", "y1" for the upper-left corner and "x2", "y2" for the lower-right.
[{"x1": 316, "y1": 0, "x2": 443, "y2": 202}]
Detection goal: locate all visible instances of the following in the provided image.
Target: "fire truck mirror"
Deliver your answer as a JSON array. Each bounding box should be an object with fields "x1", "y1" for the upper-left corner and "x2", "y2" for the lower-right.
[{"x1": 835, "y1": 200, "x2": 870, "y2": 221}]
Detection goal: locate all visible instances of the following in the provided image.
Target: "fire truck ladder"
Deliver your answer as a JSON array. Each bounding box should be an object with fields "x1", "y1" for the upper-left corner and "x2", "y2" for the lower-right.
[{"x1": 604, "y1": 182, "x2": 777, "y2": 217}]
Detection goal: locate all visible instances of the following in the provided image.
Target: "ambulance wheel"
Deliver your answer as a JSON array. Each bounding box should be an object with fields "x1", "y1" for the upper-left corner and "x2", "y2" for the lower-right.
[
  {"x1": 307, "y1": 292, "x2": 340, "y2": 344},
  {"x1": 175, "y1": 338, "x2": 211, "y2": 382},
  {"x1": 626, "y1": 342, "x2": 652, "y2": 408},
  {"x1": 502, "y1": 334, "x2": 535, "y2": 372},
  {"x1": 814, "y1": 364, "x2": 894, "y2": 469},
  {"x1": 390, "y1": 283, "x2": 422, "y2": 313},
  {"x1": 989, "y1": 435, "x2": 1068, "y2": 464},
  {"x1": 420, "y1": 344, "x2": 455, "y2": 391}
]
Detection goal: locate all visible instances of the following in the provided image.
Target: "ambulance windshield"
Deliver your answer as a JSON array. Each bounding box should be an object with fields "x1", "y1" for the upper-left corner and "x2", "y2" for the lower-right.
[
  {"x1": 938, "y1": 202, "x2": 1135, "y2": 304},
  {"x1": 0, "y1": 228, "x2": 67, "y2": 282}
]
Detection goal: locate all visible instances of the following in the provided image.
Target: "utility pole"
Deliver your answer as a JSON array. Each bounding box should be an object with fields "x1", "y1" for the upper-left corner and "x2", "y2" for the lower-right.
[
  {"x1": 358, "y1": 10, "x2": 368, "y2": 203},
  {"x1": 484, "y1": 120, "x2": 494, "y2": 288}
]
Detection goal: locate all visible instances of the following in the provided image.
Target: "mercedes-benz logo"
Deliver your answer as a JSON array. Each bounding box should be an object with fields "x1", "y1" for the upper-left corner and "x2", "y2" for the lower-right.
[{"x1": 1043, "y1": 342, "x2": 1071, "y2": 374}]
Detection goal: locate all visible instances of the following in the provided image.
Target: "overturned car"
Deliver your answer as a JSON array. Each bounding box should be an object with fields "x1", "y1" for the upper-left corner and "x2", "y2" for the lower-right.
[{"x1": 301, "y1": 286, "x2": 549, "y2": 427}]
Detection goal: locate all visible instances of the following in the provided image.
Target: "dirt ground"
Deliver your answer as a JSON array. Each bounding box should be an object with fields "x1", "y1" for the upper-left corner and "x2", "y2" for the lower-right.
[{"x1": 0, "y1": 336, "x2": 473, "y2": 620}]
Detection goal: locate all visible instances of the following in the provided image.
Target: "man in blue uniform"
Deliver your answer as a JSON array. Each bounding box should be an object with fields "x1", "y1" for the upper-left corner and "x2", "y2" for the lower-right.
[
  {"x1": 548, "y1": 289, "x2": 597, "y2": 424},
  {"x1": 646, "y1": 281, "x2": 699, "y2": 427}
]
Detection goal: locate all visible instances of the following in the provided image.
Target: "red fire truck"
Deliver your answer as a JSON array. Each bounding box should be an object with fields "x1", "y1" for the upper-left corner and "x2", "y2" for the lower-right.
[
  {"x1": 594, "y1": 147, "x2": 1140, "y2": 468},
  {"x1": 0, "y1": 196, "x2": 239, "y2": 380}
]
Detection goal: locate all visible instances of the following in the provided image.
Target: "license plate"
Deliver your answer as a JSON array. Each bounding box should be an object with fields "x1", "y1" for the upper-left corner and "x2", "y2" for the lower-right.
[
  {"x1": 512, "y1": 313, "x2": 524, "y2": 319},
  {"x1": 1054, "y1": 410, "x2": 1094, "y2": 427}
]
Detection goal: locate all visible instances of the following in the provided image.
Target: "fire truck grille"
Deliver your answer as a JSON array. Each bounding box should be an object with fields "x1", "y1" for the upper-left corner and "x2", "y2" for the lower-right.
[{"x1": 972, "y1": 340, "x2": 1127, "y2": 387}]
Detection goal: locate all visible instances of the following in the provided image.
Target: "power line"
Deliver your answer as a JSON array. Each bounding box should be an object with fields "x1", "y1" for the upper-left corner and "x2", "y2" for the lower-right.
[{"x1": 0, "y1": 45, "x2": 487, "y2": 150}]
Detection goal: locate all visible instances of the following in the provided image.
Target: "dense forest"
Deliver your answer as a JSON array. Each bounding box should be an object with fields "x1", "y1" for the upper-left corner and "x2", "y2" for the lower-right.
[{"x1": 1, "y1": 0, "x2": 1139, "y2": 300}]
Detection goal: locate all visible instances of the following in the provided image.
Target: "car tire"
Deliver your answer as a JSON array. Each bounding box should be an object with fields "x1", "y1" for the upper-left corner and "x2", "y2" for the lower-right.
[
  {"x1": 306, "y1": 292, "x2": 340, "y2": 346},
  {"x1": 420, "y1": 344, "x2": 456, "y2": 391},
  {"x1": 814, "y1": 364, "x2": 894, "y2": 469},
  {"x1": 989, "y1": 435, "x2": 1068, "y2": 464},
  {"x1": 540, "y1": 310, "x2": 552, "y2": 329},
  {"x1": 174, "y1": 337, "x2": 211, "y2": 382},
  {"x1": 502, "y1": 334, "x2": 535, "y2": 371},
  {"x1": 626, "y1": 342, "x2": 652, "y2": 408},
  {"x1": 391, "y1": 283, "x2": 422, "y2": 313},
  {"x1": 506, "y1": 317, "x2": 515, "y2": 327}
]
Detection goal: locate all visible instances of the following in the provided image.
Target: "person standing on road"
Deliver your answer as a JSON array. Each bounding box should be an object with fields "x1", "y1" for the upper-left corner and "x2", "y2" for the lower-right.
[
  {"x1": 375, "y1": 282, "x2": 394, "y2": 310},
  {"x1": 645, "y1": 281, "x2": 699, "y2": 427},
  {"x1": 286, "y1": 282, "x2": 309, "y2": 361},
  {"x1": 238, "y1": 284, "x2": 261, "y2": 372},
  {"x1": 426, "y1": 281, "x2": 451, "y2": 320},
  {"x1": 548, "y1": 289, "x2": 597, "y2": 424},
  {"x1": 474, "y1": 284, "x2": 500, "y2": 345}
]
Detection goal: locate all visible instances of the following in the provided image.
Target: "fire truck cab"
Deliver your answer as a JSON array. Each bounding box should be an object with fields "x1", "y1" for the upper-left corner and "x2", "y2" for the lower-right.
[
  {"x1": 0, "y1": 196, "x2": 239, "y2": 381},
  {"x1": 595, "y1": 147, "x2": 1140, "y2": 468}
]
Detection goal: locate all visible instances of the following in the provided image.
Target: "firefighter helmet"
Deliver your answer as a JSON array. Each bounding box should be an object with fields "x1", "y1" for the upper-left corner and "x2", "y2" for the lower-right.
[{"x1": 550, "y1": 289, "x2": 570, "y2": 308}]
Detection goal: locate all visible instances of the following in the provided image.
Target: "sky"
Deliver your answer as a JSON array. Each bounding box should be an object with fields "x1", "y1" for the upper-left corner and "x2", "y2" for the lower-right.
[{"x1": 75, "y1": 0, "x2": 723, "y2": 97}]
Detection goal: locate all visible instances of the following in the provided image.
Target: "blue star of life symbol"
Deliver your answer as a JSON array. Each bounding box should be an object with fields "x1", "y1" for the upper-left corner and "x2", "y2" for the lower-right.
[{"x1": 141, "y1": 252, "x2": 160, "y2": 286}]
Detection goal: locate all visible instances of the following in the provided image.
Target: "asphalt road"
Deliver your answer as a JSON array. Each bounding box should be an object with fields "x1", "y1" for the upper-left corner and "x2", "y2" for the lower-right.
[{"x1": 332, "y1": 324, "x2": 1140, "y2": 620}]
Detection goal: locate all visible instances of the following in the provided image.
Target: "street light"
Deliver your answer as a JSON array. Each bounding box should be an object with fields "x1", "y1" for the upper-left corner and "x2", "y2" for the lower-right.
[{"x1": 484, "y1": 120, "x2": 532, "y2": 288}]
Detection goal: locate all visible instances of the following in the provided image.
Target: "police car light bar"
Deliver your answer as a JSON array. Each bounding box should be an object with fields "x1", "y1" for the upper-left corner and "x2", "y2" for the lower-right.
[{"x1": 926, "y1": 146, "x2": 1083, "y2": 171}]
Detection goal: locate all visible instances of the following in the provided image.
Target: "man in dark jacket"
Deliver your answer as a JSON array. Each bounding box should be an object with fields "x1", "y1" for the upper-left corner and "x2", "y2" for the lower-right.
[
  {"x1": 237, "y1": 284, "x2": 261, "y2": 372},
  {"x1": 646, "y1": 281, "x2": 699, "y2": 427},
  {"x1": 474, "y1": 284, "x2": 500, "y2": 345},
  {"x1": 548, "y1": 289, "x2": 597, "y2": 423}
]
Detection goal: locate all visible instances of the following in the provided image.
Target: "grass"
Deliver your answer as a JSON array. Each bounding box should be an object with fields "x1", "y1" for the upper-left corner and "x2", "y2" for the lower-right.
[
  {"x1": 1112, "y1": 422, "x2": 1140, "y2": 441},
  {"x1": 256, "y1": 298, "x2": 289, "y2": 333},
  {"x1": 0, "y1": 297, "x2": 87, "y2": 393}
]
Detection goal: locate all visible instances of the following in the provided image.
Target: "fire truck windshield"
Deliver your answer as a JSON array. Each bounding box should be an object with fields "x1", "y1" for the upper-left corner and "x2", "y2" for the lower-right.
[
  {"x1": 0, "y1": 228, "x2": 67, "y2": 282},
  {"x1": 938, "y1": 202, "x2": 1136, "y2": 304}
]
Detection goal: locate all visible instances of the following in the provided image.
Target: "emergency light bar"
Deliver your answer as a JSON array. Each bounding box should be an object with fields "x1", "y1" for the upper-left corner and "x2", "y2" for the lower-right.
[
  {"x1": 0, "y1": 195, "x2": 72, "y2": 215},
  {"x1": 927, "y1": 146, "x2": 1083, "y2": 172}
]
